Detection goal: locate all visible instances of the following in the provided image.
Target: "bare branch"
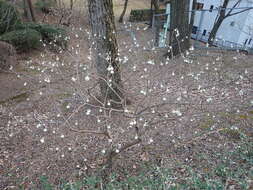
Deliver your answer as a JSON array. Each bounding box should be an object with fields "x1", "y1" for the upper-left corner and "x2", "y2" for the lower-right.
[
  {"x1": 70, "y1": 127, "x2": 111, "y2": 139},
  {"x1": 226, "y1": 7, "x2": 253, "y2": 17},
  {"x1": 225, "y1": 0, "x2": 242, "y2": 16}
]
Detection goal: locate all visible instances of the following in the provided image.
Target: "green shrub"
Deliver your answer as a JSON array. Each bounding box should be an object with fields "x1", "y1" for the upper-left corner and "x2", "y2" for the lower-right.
[
  {"x1": 15, "y1": 22, "x2": 68, "y2": 49},
  {"x1": 0, "y1": 0, "x2": 21, "y2": 34},
  {"x1": 0, "y1": 29, "x2": 42, "y2": 51},
  {"x1": 38, "y1": 24, "x2": 68, "y2": 49}
]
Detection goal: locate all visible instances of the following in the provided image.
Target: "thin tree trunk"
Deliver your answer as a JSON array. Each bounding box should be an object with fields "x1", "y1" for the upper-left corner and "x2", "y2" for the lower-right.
[
  {"x1": 150, "y1": 0, "x2": 159, "y2": 27},
  {"x1": 151, "y1": 0, "x2": 160, "y2": 45},
  {"x1": 169, "y1": 0, "x2": 190, "y2": 56},
  {"x1": 119, "y1": 0, "x2": 128, "y2": 23},
  {"x1": 208, "y1": 0, "x2": 229, "y2": 46},
  {"x1": 70, "y1": 0, "x2": 73, "y2": 10},
  {"x1": 189, "y1": 0, "x2": 196, "y2": 37},
  {"x1": 208, "y1": 16, "x2": 224, "y2": 45},
  {"x1": 27, "y1": 0, "x2": 36, "y2": 22},
  {"x1": 88, "y1": 0, "x2": 124, "y2": 106},
  {"x1": 23, "y1": 0, "x2": 36, "y2": 22},
  {"x1": 23, "y1": 0, "x2": 30, "y2": 21},
  {"x1": 153, "y1": 0, "x2": 159, "y2": 13}
]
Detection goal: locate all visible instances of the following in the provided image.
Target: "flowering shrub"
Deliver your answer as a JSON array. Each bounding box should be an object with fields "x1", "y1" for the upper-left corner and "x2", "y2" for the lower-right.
[{"x1": 0, "y1": 4, "x2": 252, "y2": 188}]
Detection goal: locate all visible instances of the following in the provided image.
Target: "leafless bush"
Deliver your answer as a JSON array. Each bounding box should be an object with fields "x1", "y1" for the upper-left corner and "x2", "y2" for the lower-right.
[{"x1": 1, "y1": 21, "x2": 252, "y2": 188}]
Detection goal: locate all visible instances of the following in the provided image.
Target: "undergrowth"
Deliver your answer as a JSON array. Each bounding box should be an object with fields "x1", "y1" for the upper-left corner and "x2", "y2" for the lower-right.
[{"x1": 27, "y1": 133, "x2": 252, "y2": 190}]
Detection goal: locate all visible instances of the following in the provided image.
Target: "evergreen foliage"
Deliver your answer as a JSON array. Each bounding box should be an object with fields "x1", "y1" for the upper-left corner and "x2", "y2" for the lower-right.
[
  {"x1": 0, "y1": 29, "x2": 42, "y2": 51},
  {"x1": 0, "y1": 0, "x2": 21, "y2": 34},
  {"x1": 35, "y1": 0, "x2": 55, "y2": 13},
  {"x1": 15, "y1": 22, "x2": 68, "y2": 49}
]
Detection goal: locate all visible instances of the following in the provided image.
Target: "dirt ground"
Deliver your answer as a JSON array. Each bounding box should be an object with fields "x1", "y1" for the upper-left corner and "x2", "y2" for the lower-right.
[
  {"x1": 61, "y1": 0, "x2": 150, "y2": 18},
  {"x1": 0, "y1": 2, "x2": 253, "y2": 189},
  {"x1": 113, "y1": 0, "x2": 150, "y2": 18}
]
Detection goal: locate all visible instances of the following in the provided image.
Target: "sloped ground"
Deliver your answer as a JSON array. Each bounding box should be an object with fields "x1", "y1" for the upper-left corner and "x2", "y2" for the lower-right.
[
  {"x1": 113, "y1": 0, "x2": 150, "y2": 18},
  {"x1": 63, "y1": 0, "x2": 150, "y2": 19},
  {"x1": 0, "y1": 3, "x2": 253, "y2": 190}
]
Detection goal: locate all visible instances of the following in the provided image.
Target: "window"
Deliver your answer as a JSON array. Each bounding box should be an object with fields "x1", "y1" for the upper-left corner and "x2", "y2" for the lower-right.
[
  {"x1": 209, "y1": 5, "x2": 214, "y2": 12},
  {"x1": 202, "y1": 29, "x2": 207, "y2": 36},
  {"x1": 195, "y1": 3, "x2": 204, "y2": 10},
  {"x1": 192, "y1": 26, "x2": 198, "y2": 34},
  {"x1": 248, "y1": 39, "x2": 252, "y2": 45}
]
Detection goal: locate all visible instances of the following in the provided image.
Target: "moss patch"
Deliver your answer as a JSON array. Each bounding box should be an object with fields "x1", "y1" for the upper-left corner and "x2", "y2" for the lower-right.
[{"x1": 220, "y1": 128, "x2": 241, "y2": 140}]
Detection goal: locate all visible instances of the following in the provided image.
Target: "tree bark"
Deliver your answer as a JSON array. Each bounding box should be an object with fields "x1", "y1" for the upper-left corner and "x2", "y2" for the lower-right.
[
  {"x1": 169, "y1": 0, "x2": 190, "y2": 56},
  {"x1": 88, "y1": 0, "x2": 124, "y2": 106},
  {"x1": 150, "y1": 0, "x2": 159, "y2": 27},
  {"x1": 152, "y1": 0, "x2": 159, "y2": 12},
  {"x1": 118, "y1": 0, "x2": 128, "y2": 23},
  {"x1": 189, "y1": 0, "x2": 196, "y2": 36},
  {"x1": 23, "y1": 0, "x2": 36, "y2": 22},
  {"x1": 208, "y1": 0, "x2": 229, "y2": 45},
  {"x1": 70, "y1": 0, "x2": 73, "y2": 10},
  {"x1": 208, "y1": 16, "x2": 225, "y2": 45}
]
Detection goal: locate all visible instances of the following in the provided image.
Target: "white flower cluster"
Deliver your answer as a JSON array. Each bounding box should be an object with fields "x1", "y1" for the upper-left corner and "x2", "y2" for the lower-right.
[
  {"x1": 172, "y1": 109, "x2": 182, "y2": 116},
  {"x1": 107, "y1": 65, "x2": 114, "y2": 74}
]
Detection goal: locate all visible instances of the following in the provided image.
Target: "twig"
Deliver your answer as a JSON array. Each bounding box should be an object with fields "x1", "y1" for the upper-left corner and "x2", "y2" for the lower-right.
[{"x1": 70, "y1": 127, "x2": 111, "y2": 139}]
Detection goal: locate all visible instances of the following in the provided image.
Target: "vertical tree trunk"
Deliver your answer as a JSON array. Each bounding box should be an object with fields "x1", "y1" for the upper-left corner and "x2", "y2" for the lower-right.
[
  {"x1": 27, "y1": 0, "x2": 36, "y2": 22},
  {"x1": 118, "y1": 0, "x2": 128, "y2": 23},
  {"x1": 169, "y1": 0, "x2": 190, "y2": 56},
  {"x1": 88, "y1": 0, "x2": 124, "y2": 105},
  {"x1": 208, "y1": 16, "x2": 224, "y2": 45},
  {"x1": 150, "y1": 0, "x2": 159, "y2": 27},
  {"x1": 23, "y1": 0, "x2": 36, "y2": 22},
  {"x1": 208, "y1": 0, "x2": 229, "y2": 46},
  {"x1": 152, "y1": 0, "x2": 159, "y2": 13},
  {"x1": 151, "y1": 0, "x2": 160, "y2": 45},
  {"x1": 23, "y1": 0, "x2": 30, "y2": 20},
  {"x1": 70, "y1": 0, "x2": 73, "y2": 10},
  {"x1": 189, "y1": 0, "x2": 196, "y2": 36}
]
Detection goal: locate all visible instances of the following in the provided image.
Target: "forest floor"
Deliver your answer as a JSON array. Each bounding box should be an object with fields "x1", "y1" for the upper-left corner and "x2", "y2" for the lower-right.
[{"x1": 0, "y1": 2, "x2": 253, "y2": 190}]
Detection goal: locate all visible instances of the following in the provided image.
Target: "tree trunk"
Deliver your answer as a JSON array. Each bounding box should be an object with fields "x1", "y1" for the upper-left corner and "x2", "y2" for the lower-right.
[
  {"x1": 152, "y1": 0, "x2": 159, "y2": 12},
  {"x1": 169, "y1": 0, "x2": 190, "y2": 56},
  {"x1": 70, "y1": 0, "x2": 73, "y2": 10},
  {"x1": 27, "y1": 0, "x2": 36, "y2": 22},
  {"x1": 150, "y1": 0, "x2": 159, "y2": 27},
  {"x1": 118, "y1": 0, "x2": 128, "y2": 23},
  {"x1": 208, "y1": 0, "x2": 229, "y2": 46},
  {"x1": 208, "y1": 16, "x2": 225, "y2": 45},
  {"x1": 23, "y1": 0, "x2": 30, "y2": 20},
  {"x1": 23, "y1": 0, "x2": 36, "y2": 22},
  {"x1": 88, "y1": 0, "x2": 124, "y2": 106},
  {"x1": 208, "y1": 0, "x2": 253, "y2": 46},
  {"x1": 189, "y1": 0, "x2": 196, "y2": 36}
]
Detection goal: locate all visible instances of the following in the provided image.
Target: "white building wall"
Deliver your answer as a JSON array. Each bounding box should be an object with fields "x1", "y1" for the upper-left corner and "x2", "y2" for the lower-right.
[
  {"x1": 191, "y1": 0, "x2": 220, "y2": 41},
  {"x1": 191, "y1": 0, "x2": 253, "y2": 48},
  {"x1": 217, "y1": 0, "x2": 249, "y2": 46},
  {"x1": 238, "y1": 6, "x2": 253, "y2": 48}
]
